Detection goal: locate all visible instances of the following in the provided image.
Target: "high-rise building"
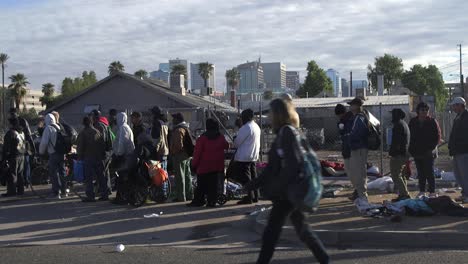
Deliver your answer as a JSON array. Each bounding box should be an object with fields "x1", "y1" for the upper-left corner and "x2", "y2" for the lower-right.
[
  {"x1": 326, "y1": 69, "x2": 342, "y2": 97},
  {"x1": 150, "y1": 70, "x2": 170, "y2": 84},
  {"x1": 341, "y1": 78, "x2": 350, "y2": 97},
  {"x1": 286, "y1": 71, "x2": 300, "y2": 90},
  {"x1": 169, "y1": 58, "x2": 190, "y2": 89},
  {"x1": 237, "y1": 61, "x2": 265, "y2": 94},
  {"x1": 190, "y1": 63, "x2": 216, "y2": 95},
  {"x1": 159, "y1": 63, "x2": 170, "y2": 72},
  {"x1": 261, "y1": 62, "x2": 286, "y2": 92},
  {"x1": 351, "y1": 80, "x2": 368, "y2": 90}
]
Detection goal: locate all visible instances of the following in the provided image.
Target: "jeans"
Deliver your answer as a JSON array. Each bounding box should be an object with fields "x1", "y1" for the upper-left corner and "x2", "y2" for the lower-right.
[
  {"x1": 159, "y1": 156, "x2": 168, "y2": 171},
  {"x1": 257, "y1": 199, "x2": 329, "y2": 264},
  {"x1": 453, "y1": 153, "x2": 468, "y2": 196},
  {"x1": 6, "y1": 156, "x2": 25, "y2": 195},
  {"x1": 84, "y1": 158, "x2": 108, "y2": 199},
  {"x1": 414, "y1": 157, "x2": 435, "y2": 193},
  {"x1": 48, "y1": 152, "x2": 66, "y2": 195}
]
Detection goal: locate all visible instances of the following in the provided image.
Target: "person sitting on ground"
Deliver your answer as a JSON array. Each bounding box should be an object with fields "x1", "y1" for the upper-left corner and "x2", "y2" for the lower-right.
[
  {"x1": 1, "y1": 117, "x2": 26, "y2": 197},
  {"x1": 389, "y1": 108, "x2": 411, "y2": 202},
  {"x1": 188, "y1": 118, "x2": 229, "y2": 208}
]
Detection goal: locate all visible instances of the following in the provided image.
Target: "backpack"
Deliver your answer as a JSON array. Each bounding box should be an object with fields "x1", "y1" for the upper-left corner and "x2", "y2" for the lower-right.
[
  {"x1": 279, "y1": 126, "x2": 323, "y2": 212},
  {"x1": 183, "y1": 128, "x2": 195, "y2": 157},
  {"x1": 363, "y1": 111, "x2": 381, "y2": 151},
  {"x1": 52, "y1": 125, "x2": 71, "y2": 154}
]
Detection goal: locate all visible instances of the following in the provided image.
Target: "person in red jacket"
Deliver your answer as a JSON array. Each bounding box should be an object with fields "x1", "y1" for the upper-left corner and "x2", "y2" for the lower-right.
[{"x1": 188, "y1": 118, "x2": 229, "y2": 207}]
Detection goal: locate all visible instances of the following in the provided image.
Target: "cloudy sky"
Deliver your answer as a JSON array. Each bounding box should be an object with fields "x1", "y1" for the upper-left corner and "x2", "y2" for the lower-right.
[{"x1": 1, "y1": 0, "x2": 467, "y2": 91}]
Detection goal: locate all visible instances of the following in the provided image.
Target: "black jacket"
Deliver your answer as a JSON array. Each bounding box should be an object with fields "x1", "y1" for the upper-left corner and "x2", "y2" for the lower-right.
[
  {"x1": 2, "y1": 129, "x2": 26, "y2": 160},
  {"x1": 76, "y1": 126, "x2": 104, "y2": 160},
  {"x1": 409, "y1": 117, "x2": 440, "y2": 158},
  {"x1": 132, "y1": 122, "x2": 148, "y2": 146},
  {"x1": 389, "y1": 119, "x2": 410, "y2": 157},
  {"x1": 18, "y1": 117, "x2": 35, "y2": 155},
  {"x1": 250, "y1": 125, "x2": 302, "y2": 200},
  {"x1": 449, "y1": 109, "x2": 468, "y2": 156}
]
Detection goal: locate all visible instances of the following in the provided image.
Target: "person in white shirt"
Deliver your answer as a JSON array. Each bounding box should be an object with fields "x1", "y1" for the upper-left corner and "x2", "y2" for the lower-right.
[{"x1": 233, "y1": 109, "x2": 261, "y2": 204}]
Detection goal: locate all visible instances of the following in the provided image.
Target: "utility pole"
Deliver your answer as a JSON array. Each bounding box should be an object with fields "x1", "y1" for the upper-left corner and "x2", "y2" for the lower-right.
[
  {"x1": 458, "y1": 44, "x2": 465, "y2": 99},
  {"x1": 350, "y1": 71, "x2": 353, "y2": 97}
]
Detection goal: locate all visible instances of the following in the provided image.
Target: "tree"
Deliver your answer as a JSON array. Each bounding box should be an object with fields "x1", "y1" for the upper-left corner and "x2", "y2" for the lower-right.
[
  {"x1": 108, "y1": 61, "x2": 125, "y2": 75},
  {"x1": 171, "y1": 64, "x2": 188, "y2": 89},
  {"x1": 1, "y1": 53, "x2": 9, "y2": 122},
  {"x1": 402, "y1": 64, "x2": 448, "y2": 111},
  {"x1": 134, "y1": 69, "x2": 148, "y2": 79},
  {"x1": 60, "y1": 70, "x2": 97, "y2": 99},
  {"x1": 263, "y1": 90, "x2": 273, "y2": 100},
  {"x1": 198, "y1": 62, "x2": 213, "y2": 95},
  {"x1": 225, "y1": 67, "x2": 240, "y2": 92},
  {"x1": 40, "y1": 83, "x2": 55, "y2": 108},
  {"x1": 8, "y1": 73, "x2": 29, "y2": 111},
  {"x1": 296, "y1": 61, "x2": 333, "y2": 98},
  {"x1": 82, "y1": 71, "x2": 97, "y2": 88},
  {"x1": 367, "y1": 54, "x2": 404, "y2": 93}
]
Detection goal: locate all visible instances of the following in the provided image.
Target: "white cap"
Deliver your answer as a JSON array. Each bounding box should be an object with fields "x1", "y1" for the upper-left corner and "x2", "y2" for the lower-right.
[{"x1": 451, "y1": 97, "x2": 466, "y2": 106}]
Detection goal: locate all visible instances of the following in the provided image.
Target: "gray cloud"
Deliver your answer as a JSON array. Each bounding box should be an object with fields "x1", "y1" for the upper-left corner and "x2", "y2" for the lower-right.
[{"x1": 0, "y1": 0, "x2": 467, "y2": 90}]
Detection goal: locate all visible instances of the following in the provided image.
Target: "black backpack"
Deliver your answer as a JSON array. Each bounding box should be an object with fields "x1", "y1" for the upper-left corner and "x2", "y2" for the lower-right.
[
  {"x1": 52, "y1": 125, "x2": 71, "y2": 154},
  {"x1": 362, "y1": 111, "x2": 381, "y2": 151},
  {"x1": 183, "y1": 129, "x2": 195, "y2": 157}
]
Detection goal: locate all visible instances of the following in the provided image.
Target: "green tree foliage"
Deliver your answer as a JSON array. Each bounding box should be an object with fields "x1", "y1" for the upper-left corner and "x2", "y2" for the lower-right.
[
  {"x1": 61, "y1": 71, "x2": 97, "y2": 98},
  {"x1": 402, "y1": 64, "x2": 448, "y2": 111},
  {"x1": 367, "y1": 54, "x2": 404, "y2": 93},
  {"x1": 19, "y1": 108, "x2": 40, "y2": 126},
  {"x1": 296, "y1": 61, "x2": 332, "y2": 98},
  {"x1": 108, "y1": 61, "x2": 125, "y2": 75},
  {"x1": 40, "y1": 83, "x2": 55, "y2": 108},
  {"x1": 134, "y1": 69, "x2": 148, "y2": 79},
  {"x1": 225, "y1": 67, "x2": 240, "y2": 91},
  {"x1": 8, "y1": 73, "x2": 29, "y2": 111},
  {"x1": 198, "y1": 62, "x2": 213, "y2": 95},
  {"x1": 171, "y1": 64, "x2": 188, "y2": 89}
]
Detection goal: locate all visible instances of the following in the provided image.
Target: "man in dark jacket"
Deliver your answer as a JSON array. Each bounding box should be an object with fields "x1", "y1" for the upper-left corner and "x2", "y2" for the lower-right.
[
  {"x1": 409, "y1": 102, "x2": 441, "y2": 198},
  {"x1": 9, "y1": 108, "x2": 35, "y2": 188},
  {"x1": 448, "y1": 97, "x2": 468, "y2": 203},
  {"x1": 149, "y1": 106, "x2": 169, "y2": 170},
  {"x1": 90, "y1": 110, "x2": 112, "y2": 200},
  {"x1": 389, "y1": 108, "x2": 411, "y2": 201},
  {"x1": 1, "y1": 118, "x2": 26, "y2": 197},
  {"x1": 345, "y1": 98, "x2": 369, "y2": 203},
  {"x1": 131, "y1": 111, "x2": 147, "y2": 146},
  {"x1": 77, "y1": 117, "x2": 106, "y2": 202}
]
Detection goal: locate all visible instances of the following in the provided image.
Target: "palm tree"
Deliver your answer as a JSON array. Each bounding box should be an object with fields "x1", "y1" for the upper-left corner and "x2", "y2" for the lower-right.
[
  {"x1": 8, "y1": 73, "x2": 29, "y2": 111},
  {"x1": 198, "y1": 62, "x2": 213, "y2": 95},
  {"x1": 108, "y1": 61, "x2": 125, "y2": 75},
  {"x1": 171, "y1": 64, "x2": 188, "y2": 89},
  {"x1": 134, "y1": 69, "x2": 148, "y2": 79},
  {"x1": 40, "y1": 83, "x2": 55, "y2": 108},
  {"x1": 0, "y1": 53, "x2": 9, "y2": 123},
  {"x1": 225, "y1": 67, "x2": 240, "y2": 91}
]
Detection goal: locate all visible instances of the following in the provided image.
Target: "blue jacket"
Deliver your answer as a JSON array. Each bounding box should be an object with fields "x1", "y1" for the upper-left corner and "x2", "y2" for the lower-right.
[{"x1": 348, "y1": 113, "x2": 369, "y2": 150}]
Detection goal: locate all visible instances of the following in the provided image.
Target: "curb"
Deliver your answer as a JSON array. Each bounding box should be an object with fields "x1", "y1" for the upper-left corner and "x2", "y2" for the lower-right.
[{"x1": 253, "y1": 210, "x2": 468, "y2": 249}]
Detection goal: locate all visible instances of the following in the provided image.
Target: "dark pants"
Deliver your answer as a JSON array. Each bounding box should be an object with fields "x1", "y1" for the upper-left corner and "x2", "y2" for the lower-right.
[
  {"x1": 6, "y1": 156, "x2": 25, "y2": 195},
  {"x1": 24, "y1": 154, "x2": 31, "y2": 186},
  {"x1": 102, "y1": 156, "x2": 112, "y2": 196},
  {"x1": 194, "y1": 172, "x2": 219, "y2": 205},
  {"x1": 414, "y1": 157, "x2": 435, "y2": 193},
  {"x1": 84, "y1": 158, "x2": 108, "y2": 199},
  {"x1": 48, "y1": 152, "x2": 66, "y2": 195},
  {"x1": 236, "y1": 161, "x2": 259, "y2": 201},
  {"x1": 257, "y1": 200, "x2": 329, "y2": 264}
]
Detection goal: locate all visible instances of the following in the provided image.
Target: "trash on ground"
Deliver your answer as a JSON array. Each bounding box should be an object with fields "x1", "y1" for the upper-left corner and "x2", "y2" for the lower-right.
[
  {"x1": 367, "y1": 176, "x2": 394, "y2": 192},
  {"x1": 115, "y1": 244, "x2": 125, "y2": 253},
  {"x1": 144, "y1": 213, "x2": 160, "y2": 218},
  {"x1": 322, "y1": 187, "x2": 343, "y2": 198}
]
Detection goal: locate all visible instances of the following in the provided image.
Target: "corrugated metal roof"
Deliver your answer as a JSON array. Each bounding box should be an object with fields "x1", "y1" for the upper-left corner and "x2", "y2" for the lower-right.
[{"x1": 292, "y1": 95, "x2": 409, "y2": 109}]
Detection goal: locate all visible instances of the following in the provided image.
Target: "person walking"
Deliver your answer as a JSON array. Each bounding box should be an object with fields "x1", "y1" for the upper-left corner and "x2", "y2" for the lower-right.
[
  {"x1": 188, "y1": 118, "x2": 229, "y2": 207},
  {"x1": 169, "y1": 113, "x2": 193, "y2": 202},
  {"x1": 39, "y1": 113, "x2": 67, "y2": 199},
  {"x1": 1, "y1": 118, "x2": 26, "y2": 197},
  {"x1": 232, "y1": 109, "x2": 261, "y2": 205},
  {"x1": 389, "y1": 108, "x2": 411, "y2": 202},
  {"x1": 409, "y1": 102, "x2": 441, "y2": 198},
  {"x1": 448, "y1": 97, "x2": 468, "y2": 203},
  {"x1": 149, "y1": 106, "x2": 169, "y2": 170},
  {"x1": 346, "y1": 98, "x2": 370, "y2": 204},
  {"x1": 247, "y1": 99, "x2": 329, "y2": 264},
  {"x1": 77, "y1": 116, "x2": 107, "y2": 202}
]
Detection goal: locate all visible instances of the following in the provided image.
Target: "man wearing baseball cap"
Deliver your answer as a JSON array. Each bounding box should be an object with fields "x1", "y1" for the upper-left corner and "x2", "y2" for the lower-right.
[{"x1": 448, "y1": 97, "x2": 468, "y2": 203}]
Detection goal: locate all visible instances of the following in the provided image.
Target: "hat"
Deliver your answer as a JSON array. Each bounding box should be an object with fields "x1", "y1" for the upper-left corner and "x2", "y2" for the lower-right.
[
  {"x1": 150, "y1": 106, "x2": 162, "y2": 115},
  {"x1": 347, "y1": 97, "x2": 364, "y2": 106},
  {"x1": 451, "y1": 97, "x2": 466, "y2": 106},
  {"x1": 171, "y1": 112, "x2": 184, "y2": 122}
]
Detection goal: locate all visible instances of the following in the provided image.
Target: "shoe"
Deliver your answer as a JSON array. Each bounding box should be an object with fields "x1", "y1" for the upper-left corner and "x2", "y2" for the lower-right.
[
  {"x1": 416, "y1": 192, "x2": 426, "y2": 199},
  {"x1": 429, "y1": 193, "x2": 438, "y2": 198},
  {"x1": 1, "y1": 193, "x2": 16, "y2": 197},
  {"x1": 98, "y1": 196, "x2": 109, "y2": 201},
  {"x1": 237, "y1": 198, "x2": 253, "y2": 205},
  {"x1": 186, "y1": 202, "x2": 205, "y2": 207},
  {"x1": 391, "y1": 195, "x2": 411, "y2": 202},
  {"x1": 81, "y1": 197, "x2": 96, "y2": 202},
  {"x1": 348, "y1": 190, "x2": 359, "y2": 201}
]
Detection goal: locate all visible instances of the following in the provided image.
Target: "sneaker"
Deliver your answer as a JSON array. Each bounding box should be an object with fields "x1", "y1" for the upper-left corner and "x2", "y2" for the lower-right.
[
  {"x1": 429, "y1": 193, "x2": 439, "y2": 198},
  {"x1": 416, "y1": 192, "x2": 426, "y2": 199}
]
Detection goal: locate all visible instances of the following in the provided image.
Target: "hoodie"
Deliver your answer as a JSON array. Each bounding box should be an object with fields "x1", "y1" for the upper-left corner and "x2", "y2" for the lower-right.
[
  {"x1": 113, "y1": 112, "x2": 135, "y2": 156},
  {"x1": 39, "y1": 114, "x2": 60, "y2": 155}
]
